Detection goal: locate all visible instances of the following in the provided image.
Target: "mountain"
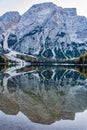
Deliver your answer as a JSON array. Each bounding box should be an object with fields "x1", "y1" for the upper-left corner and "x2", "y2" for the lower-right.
[
  {"x1": 1, "y1": 2, "x2": 87, "y2": 61},
  {"x1": 11, "y1": 2, "x2": 87, "y2": 60},
  {"x1": 0, "y1": 11, "x2": 20, "y2": 50}
]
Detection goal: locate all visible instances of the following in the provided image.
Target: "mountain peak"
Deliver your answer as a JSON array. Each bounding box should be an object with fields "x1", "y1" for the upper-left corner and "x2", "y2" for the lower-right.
[
  {"x1": 0, "y1": 11, "x2": 21, "y2": 31},
  {"x1": 31, "y1": 2, "x2": 57, "y2": 8},
  {"x1": 63, "y1": 8, "x2": 77, "y2": 16},
  {"x1": 0, "y1": 2, "x2": 87, "y2": 61},
  {"x1": 0, "y1": 11, "x2": 20, "y2": 19}
]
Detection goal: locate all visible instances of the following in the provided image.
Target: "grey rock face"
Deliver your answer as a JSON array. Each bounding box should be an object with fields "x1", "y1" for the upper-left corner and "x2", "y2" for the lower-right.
[
  {"x1": 0, "y1": 11, "x2": 20, "y2": 50},
  {"x1": 11, "y1": 2, "x2": 87, "y2": 60},
  {"x1": 0, "y1": 2, "x2": 86, "y2": 60},
  {"x1": 0, "y1": 35, "x2": 4, "y2": 48},
  {"x1": 0, "y1": 11, "x2": 20, "y2": 30},
  {"x1": 7, "y1": 33, "x2": 17, "y2": 48},
  {"x1": 63, "y1": 8, "x2": 77, "y2": 16}
]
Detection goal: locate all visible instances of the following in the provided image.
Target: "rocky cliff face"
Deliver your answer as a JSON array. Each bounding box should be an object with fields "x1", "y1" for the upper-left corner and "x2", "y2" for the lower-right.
[
  {"x1": 0, "y1": 11, "x2": 20, "y2": 50},
  {"x1": 1, "y1": 2, "x2": 87, "y2": 60},
  {"x1": 9, "y1": 2, "x2": 87, "y2": 60}
]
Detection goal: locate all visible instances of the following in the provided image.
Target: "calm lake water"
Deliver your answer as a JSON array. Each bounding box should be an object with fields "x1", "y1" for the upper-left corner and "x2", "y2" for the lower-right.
[{"x1": 0, "y1": 65, "x2": 87, "y2": 130}]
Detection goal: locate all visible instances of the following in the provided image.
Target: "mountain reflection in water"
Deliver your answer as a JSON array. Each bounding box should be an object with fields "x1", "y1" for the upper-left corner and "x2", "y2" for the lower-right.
[{"x1": 0, "y1": 65, "x2": 87, "y2": 130}]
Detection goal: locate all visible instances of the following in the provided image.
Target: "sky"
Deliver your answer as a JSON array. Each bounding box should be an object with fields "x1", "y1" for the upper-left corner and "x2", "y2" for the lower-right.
[{"x1": 0, "y1": 0, "x2": 87, "y2": 17}]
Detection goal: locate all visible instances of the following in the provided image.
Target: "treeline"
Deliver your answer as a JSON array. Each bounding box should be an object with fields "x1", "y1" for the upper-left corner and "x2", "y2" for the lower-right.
[
  {"x1": 61, "y1": 51, "x2": 87, "y2": 65},
  {"x1": 0, "y1": 55, "x2": 9, "y2": 64},
  {"x1": 76, "y1": 52, "x2": 87, "y2": 64}
]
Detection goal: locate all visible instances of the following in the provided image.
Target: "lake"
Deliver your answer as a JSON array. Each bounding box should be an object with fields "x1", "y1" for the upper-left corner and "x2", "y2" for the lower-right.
[{"x1": 0, "y1": 65, "x2": 87, "y2": 130}]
